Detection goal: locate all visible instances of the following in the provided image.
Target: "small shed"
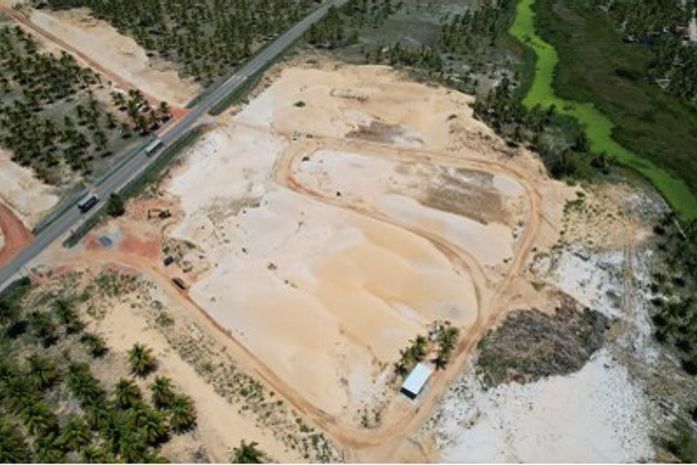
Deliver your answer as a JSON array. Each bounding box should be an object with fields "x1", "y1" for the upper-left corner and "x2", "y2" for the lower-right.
[{"x1": 400, "y1": 362, "x2": 432, "y2": 400}]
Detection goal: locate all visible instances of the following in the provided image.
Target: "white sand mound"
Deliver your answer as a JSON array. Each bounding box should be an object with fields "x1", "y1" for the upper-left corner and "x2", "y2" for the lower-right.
[{"x1": 435, "y1": 350, "x2": 655, "y2": 462}]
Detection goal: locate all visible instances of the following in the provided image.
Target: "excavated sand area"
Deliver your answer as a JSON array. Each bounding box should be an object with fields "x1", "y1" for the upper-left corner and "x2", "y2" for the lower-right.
[
  {"x1": 27, "y1": 8, "x2": 199, "y2": 107},
  {"x1": 168, "y1": 124, "x2": 479, "y2": 416},
  {"x1": 164, "y1": 63, "x2": 572, "y2": 425}
]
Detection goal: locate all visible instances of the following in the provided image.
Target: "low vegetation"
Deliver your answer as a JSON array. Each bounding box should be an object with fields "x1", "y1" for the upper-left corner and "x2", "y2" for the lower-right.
[
  {"x1": 308, "y1": 0, "x2": 516, "y2": 95},
  {"x1": 648, "y1": 216, "x2": 697, "y2": 377},
  {"x1": 0, "y1": 276, "x2": 198, "y2": 462},
  {"x1": 231, "y1": 440, "x2": 266, "y2": 464},
  {"x1": 594, "y1": 0, "x2": 697, "y2": 105},
  {"x1": 518, "y1": 0, "x2": 697, "y2": 220}
]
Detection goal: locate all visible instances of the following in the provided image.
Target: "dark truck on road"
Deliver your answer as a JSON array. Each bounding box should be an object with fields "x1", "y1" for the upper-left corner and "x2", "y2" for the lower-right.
[{"x1": 77, "y1": 192, "x2": 100, "y2": 213}]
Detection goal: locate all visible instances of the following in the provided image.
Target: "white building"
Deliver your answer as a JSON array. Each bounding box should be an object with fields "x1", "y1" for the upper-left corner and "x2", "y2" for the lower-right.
[{"x1": 400, "y1": 362, "x2": 433, "y2": 400}]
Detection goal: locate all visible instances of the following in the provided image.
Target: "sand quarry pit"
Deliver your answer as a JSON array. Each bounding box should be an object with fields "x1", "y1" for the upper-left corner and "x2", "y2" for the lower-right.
[
  {"x1": 34, "y1": 62, "x2": 573, "y2": 458},
  {"x1": 156, "y1": 63, "x2": 571, "y2": 439}
]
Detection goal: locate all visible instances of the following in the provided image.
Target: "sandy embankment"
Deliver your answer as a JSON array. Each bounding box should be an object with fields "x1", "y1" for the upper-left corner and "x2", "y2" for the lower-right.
[
  {"x1": 28, "y1": 8, "x2": 199, "y2": 107},
  {"x1": 0, "y1": 149, "x2": 58, "y2": 228}
]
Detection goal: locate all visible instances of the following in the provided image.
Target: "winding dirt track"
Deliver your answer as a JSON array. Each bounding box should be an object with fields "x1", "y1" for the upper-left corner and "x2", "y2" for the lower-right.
[{"x1": 58, "y1": 130, "x2": 545, "y2": 458}]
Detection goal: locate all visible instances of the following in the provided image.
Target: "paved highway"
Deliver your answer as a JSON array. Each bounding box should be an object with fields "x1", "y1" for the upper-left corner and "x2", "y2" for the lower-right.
[{"x1": 0, "y1": 0, "x2": 347, "y2": 289}]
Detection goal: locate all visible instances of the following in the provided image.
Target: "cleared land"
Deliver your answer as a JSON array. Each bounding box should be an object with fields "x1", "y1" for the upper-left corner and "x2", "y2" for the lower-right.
[
  {"x1": 27, "y1": 61, "x2": 575, "y2": 461},
  {"x1": 510, "y1": 0, "x2": 697, "y2": 221}
]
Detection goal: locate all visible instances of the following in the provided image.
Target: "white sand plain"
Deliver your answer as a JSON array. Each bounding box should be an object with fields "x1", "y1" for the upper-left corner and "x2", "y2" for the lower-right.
[{"x1": 434, "y1": 350, "x2": 655, "y2": 463}]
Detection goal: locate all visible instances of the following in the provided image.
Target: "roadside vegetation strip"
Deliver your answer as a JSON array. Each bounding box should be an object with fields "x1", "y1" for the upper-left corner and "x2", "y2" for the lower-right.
[{"x1": 510, "y1": 0, "x2": 697, "y2": 221}]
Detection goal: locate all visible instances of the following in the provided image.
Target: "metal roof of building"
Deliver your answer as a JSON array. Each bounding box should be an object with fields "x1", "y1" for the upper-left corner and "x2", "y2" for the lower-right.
[{"x1": 401, "y1": 362, "x2": 432, "y2": 398}]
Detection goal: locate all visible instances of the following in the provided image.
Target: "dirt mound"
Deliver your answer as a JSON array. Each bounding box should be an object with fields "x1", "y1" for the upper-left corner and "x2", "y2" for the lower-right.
[{"x1": 477, "y1": 296, "x2": 610, "y2": 387}]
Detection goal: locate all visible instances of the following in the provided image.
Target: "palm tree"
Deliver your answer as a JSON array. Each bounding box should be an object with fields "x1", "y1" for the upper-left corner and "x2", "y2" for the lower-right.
[
  {"x1": 20, "y1": 401, "x2": 58, "y2": 436},
  {"x1": 28, "y1": 311, "x2": 58, "y2": 346},
  {"x1": 80, "y1": 332, "x2": 109, "y2": 358},
  {"x1": 26, "y1": 353, "x2": 60, "y2": 390},
  {"x1": 231, "y1": 440, "x2": 264, "y2": 463},
  {"x1": 150, "y1": 376, "x2": 176, "y2": 409},
  {"x1": 59, "y1": 417, "x2": 91, "y2": 452},
  {"x1": 0, "y1": 419, "x2": 32, "y2": 462},
  {"x1": 133, "y1": 406, "x2": 168, "y2": 445},
  {"x1": 413, "y1": 335, "x2": 428, "y2": 358},
  {"x1": 128, "y1": 343, "x2": 156, "y2": 377},
  {"x1": 33, "y1": 432, "x2": 66, "y2": 463},
  {"x1": 158, "y1": 101, "x2": 170, "y2": 117},
  {"x1": 114, "y1": 378, "x2": 143, "y2": 409},
  {"x1": 117, "y1": 429, "x2": 148, "y2": 463},
  {"x1": 169, "y1": 394, "x2": 196, "y2": 432},
  {"x1": 82, "y1": 445, "x2": 115, "y2": 463},
  {"x1": 67, "y1": 362, "x2": 105, "y2": 407}
]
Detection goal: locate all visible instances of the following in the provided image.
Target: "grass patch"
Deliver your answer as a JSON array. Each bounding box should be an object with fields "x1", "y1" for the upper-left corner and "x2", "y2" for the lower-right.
[{"x1": 509, "y1": 0, "x2": 697, "y2": 221}]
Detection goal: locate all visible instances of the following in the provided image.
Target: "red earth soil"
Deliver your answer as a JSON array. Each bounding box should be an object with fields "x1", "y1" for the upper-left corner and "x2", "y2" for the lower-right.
[{"x1": 0, "y1": 203, "x2": 34, "y2": 268}]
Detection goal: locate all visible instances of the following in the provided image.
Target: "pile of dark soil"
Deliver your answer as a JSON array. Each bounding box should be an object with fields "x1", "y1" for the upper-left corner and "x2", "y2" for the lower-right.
[{"x1": 477, "y1": 297, "x2": 609, "y2": 387}]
